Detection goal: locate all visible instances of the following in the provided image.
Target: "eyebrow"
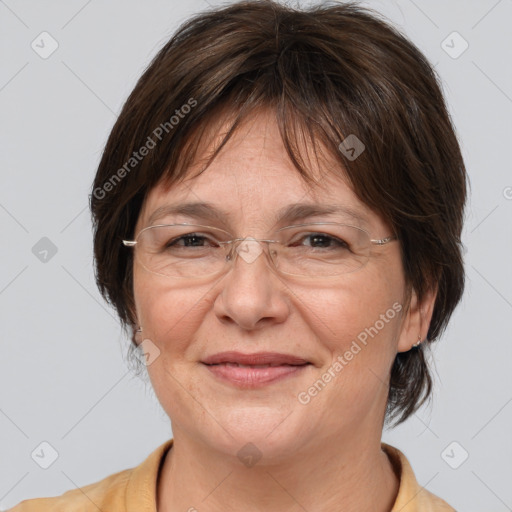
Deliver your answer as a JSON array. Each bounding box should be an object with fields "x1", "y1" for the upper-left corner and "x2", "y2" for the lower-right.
[
  {"x1": 147, "y1": 202, "x2": 230, "y2": 227},
  {"x1": 275, "y1": 203, "x2": 369, "y2": 227},
  {"x1": 146, "y1": 201, "x2": 369, "y2": 228}
]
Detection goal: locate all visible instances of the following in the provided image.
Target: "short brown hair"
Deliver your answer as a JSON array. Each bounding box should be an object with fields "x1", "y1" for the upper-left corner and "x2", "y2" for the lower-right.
[{"x1": 90, "y1": 0, "x2": 467, "y2": 425}]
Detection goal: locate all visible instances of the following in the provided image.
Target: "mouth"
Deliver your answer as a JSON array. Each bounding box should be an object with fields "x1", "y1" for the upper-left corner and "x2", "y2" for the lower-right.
[{"x1": 201, "y1": 351, "x2": 312, "y2": 388}]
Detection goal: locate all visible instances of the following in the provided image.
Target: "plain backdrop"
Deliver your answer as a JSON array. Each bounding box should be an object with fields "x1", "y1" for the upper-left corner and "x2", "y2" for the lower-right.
[{"x1": 1, "y1": 0, "x2": 511, "y2": 510}]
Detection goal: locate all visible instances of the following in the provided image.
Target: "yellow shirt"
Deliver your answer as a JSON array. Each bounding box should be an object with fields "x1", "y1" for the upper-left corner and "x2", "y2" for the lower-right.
[{"x1": 8, "y1": 440, "x2": 454, "y2": 511}]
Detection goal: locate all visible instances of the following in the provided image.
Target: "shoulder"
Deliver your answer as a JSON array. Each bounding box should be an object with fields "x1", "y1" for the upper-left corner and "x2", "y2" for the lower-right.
[
  {"x1": 7, "y1": 438, "x2": 174, "y2": 512},
  {"x1": 7, "y1": 467, "x2": 133, "y2": 512},
  {"x1": 383, "y1": 443, "x2": 456, "y2": 512}
]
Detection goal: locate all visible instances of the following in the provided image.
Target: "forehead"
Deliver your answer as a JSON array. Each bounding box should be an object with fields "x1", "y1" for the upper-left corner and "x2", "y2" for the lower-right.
[{"x1": 136, "y1": 110, "x2": 385, "y2": 233}]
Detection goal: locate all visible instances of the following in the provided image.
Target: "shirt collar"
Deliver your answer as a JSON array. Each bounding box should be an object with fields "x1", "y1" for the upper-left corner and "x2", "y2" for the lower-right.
[{"x1": 124, "y1": 439, "x2": 452, "y2": 511}]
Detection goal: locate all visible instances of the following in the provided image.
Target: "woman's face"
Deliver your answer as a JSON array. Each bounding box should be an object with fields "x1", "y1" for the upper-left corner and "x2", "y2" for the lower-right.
[{"x1": 132, "y1": 110, "x2": 423, "y2": 461}]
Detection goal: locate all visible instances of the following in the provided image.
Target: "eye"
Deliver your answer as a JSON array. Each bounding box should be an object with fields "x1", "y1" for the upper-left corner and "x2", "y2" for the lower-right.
[
  {"x1": 291, "y1": 233, "x2": 350, "y2": 250},
  {"x1": 166, "y1": 233, "x2": 218, "y2": 248}
]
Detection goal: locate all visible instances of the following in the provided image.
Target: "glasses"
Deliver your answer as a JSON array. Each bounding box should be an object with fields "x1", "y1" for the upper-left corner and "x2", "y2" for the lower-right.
[{"x1": 122, "y1": 223, "x2": 397, "y2": 279}]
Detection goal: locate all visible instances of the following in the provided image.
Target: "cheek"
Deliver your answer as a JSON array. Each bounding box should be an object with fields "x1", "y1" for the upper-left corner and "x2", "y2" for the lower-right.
[
  {"x1": 290, "y1": 278, "x2": 402, "y2": 348},
  {"x1": 289, "y1": 278, "x2": 404, "y2": 395},
  {"x1": 133, "y1": 271, "x2": 213, "y2": 356},
  {"x1": 292, "y1": 283, "x2": 403, "y2": 427}
]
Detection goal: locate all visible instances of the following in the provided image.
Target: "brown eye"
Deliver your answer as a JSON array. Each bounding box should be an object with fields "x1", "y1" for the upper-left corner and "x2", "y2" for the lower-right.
[
  {"x1": 168, "y1": 234, "x2": 212, "y2": 248},
  {"x1": 291, "y1": 233, "x2": 349, "y2": 250}
]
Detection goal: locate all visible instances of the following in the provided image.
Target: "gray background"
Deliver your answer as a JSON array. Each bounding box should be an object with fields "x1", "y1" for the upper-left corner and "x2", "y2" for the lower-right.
[{"x1": 1, "y1": 0, "x2": 511, "y2": 510}]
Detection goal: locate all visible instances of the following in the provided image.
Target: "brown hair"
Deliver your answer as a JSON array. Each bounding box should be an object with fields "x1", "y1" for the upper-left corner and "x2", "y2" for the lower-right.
[{"x1": 90, "y1": 0, "x2": 467, "y2": 425}]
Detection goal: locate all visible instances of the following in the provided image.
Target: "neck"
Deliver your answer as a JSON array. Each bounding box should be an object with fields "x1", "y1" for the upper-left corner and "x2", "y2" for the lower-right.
[{"x1": 157, "y1": 427, "x2": 399, "y2": 512}]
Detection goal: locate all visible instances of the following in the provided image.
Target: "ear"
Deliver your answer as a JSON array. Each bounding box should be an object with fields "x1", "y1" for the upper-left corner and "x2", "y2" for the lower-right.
[
  {"x1": 126, "y1": 301, "x2": 142, "y2": 345},
  {"x1": 396, "y1": 285, "x2": 437, "y2": 352}
]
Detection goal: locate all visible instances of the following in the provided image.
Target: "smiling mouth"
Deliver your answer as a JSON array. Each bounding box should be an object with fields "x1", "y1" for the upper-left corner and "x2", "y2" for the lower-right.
[
  {"x1": 202, "y1": 351, "x2": 310, "y2": 366},
  {"x1": 207, "y1": 362, "x2": 309, "y2": 368},
  {"x1": 201, "y1": 353, "x2": 311, "y2": 388}
]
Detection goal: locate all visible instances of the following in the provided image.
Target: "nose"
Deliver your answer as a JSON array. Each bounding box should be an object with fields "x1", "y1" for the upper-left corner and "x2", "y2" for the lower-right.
[{"x1": 213, "y1": 238, "x2": 290, "y2": 330}]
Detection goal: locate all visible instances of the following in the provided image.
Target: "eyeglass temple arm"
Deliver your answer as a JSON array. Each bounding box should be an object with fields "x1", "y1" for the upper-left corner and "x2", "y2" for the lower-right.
[
  {"x1": 370, "y1": 235, "x2": 397, "y2": 246},
  {"x1": 123, "y1": 240, "x2": 137, "y2": 246}
]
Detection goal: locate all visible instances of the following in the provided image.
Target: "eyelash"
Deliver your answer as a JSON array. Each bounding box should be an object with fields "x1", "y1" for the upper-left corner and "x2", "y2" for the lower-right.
[{"x1": 168, "y1": 232, "x2": 349, "y2": 250}]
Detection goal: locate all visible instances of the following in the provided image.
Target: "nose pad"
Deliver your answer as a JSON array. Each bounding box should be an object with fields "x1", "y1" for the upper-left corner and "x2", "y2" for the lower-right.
[{"x1": 235, "y1": 238, "x2": 264, "y2": 264}]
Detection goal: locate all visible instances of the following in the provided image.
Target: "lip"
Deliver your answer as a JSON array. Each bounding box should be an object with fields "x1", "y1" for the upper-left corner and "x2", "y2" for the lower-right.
[
  {"x1": 202, "y1": 351, "x2": 311, "y2": 388},
  {"x1": 202, "y1": 351, "x2": 309, "y2": 366}
]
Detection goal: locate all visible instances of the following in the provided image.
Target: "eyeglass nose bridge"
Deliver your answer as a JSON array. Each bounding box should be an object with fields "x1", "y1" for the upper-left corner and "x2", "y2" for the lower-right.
[{"x1": 221, "y1": 237, "x2": 280, "y2": 266}]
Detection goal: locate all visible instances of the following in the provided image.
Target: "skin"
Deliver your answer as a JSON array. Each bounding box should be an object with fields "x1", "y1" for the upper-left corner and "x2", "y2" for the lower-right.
[{"x1": 131, "y1": 109, "x2": 437, "y2": 512}]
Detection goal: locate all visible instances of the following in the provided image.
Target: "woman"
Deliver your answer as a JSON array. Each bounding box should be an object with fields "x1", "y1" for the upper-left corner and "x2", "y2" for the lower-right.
[{"x1": 10, "y1": 0, "x2": 466, "y2": 510}]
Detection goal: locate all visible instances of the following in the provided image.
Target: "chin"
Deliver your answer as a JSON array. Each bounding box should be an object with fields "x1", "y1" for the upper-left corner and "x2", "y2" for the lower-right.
[{"x1": 205, "y1": 404, "x2": 308, "y2": 464}]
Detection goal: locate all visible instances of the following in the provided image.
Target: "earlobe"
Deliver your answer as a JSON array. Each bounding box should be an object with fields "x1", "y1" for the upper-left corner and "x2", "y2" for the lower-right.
[
  {"x1": 396, "y1": 285, "x2": 437, "y2": 353},
  {"x1": 134, "y1": 325, "x2": 143, "y2": 346},
  {"x1": 127, "y1": 302, "x2": 142, "y2": 346}
]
